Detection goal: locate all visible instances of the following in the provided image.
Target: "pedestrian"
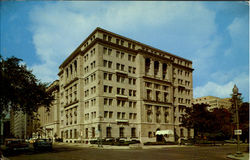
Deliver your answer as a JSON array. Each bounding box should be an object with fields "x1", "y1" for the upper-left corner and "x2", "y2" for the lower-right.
[{"x1": 178, "y1": 138, "x2": 181, "y2": 145}]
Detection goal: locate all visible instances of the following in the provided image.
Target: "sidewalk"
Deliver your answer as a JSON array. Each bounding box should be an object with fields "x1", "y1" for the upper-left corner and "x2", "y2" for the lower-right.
[
  {"x1": 54, "y1": 142, "x2": 191, "y2": 150},
  {"x1": 227, "y1": 153, "x2": 249, "y2": 160}
]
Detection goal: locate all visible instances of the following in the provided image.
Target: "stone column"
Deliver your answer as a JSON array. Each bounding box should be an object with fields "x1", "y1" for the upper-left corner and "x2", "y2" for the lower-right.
[
  {"x1": 149, "y1": 59, "x2": 154, "y2": 77},
  {"x1": 158, "y1": 62, "x2": 162, "y2": 79}
]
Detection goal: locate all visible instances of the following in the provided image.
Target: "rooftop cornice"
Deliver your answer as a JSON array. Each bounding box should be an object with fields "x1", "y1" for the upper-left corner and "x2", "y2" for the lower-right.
[
  {"x1": 59, "y1": 27, "x2": 193, "y2": 70},
  {"x1": 96, "y1": 27, "x2": 192, "y2": 63}
]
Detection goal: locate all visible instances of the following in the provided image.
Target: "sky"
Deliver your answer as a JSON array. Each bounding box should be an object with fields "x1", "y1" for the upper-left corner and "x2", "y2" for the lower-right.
[{"x1": 0, "y1": 1, "x2": 249, "y2": 102}]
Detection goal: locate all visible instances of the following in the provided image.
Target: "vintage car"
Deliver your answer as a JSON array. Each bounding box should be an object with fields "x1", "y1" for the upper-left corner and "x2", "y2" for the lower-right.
[
  {"x1": 33, "y1": 139, "x2": 52, "y2": 150},
  {"x1": 4, "y1": 138, "x2": 29, "y2": 152}
]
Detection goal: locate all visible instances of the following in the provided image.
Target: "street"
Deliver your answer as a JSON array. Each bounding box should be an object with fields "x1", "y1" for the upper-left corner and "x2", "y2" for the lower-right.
[{"x1": 5, "y1": 144, "x2": 249, "y2": 160}]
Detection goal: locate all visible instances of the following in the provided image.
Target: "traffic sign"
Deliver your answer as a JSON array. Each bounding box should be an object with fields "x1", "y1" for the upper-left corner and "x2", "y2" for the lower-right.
[{"x1": 234, "y1": 129, "x2": 242, "y2": 135}]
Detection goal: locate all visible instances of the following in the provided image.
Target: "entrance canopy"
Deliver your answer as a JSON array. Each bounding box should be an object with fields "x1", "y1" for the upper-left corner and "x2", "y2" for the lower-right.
[{"x1": 156, "y1": 130, "x2": 174, "y2": 135}]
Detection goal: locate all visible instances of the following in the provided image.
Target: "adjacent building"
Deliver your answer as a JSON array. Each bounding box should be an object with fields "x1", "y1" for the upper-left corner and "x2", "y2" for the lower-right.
[
  {"x1": 56, "y1": 27, "x2": 194, "y2": 143},
  {"x1": 193, "y1": 96, "x2": 232, "y2": 111},
  {"x1": 37, "y1": 80, "x2": 60, "y2": 140},
  {"x1": 10, "y1": 111, "x2": 33, "y2": 139}
]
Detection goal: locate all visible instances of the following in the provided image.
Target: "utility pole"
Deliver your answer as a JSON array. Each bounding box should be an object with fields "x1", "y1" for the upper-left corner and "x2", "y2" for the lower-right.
[{"x1": 232, "y1": 84, "x2": 242, "y2": 157}]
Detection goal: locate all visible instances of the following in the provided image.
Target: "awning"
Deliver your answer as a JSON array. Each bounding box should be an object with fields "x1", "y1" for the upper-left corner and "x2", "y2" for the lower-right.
[{"x1": 156, "y1": 130, "x2": 174, "y2": 135}]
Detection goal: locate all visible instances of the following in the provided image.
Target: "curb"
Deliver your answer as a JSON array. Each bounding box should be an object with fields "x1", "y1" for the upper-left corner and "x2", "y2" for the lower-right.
[{"x1": 227, "y1": 153, "x2": 249, "y2": 160}]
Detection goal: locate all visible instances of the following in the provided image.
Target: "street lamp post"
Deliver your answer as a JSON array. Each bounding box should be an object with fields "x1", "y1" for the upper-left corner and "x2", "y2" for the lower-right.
[
  {"x1": 232, "y1": 84, "x2": 242, "y2": 157},
  {"x1": 98, "y1": 115, "x2": 103, "y2": 148}
]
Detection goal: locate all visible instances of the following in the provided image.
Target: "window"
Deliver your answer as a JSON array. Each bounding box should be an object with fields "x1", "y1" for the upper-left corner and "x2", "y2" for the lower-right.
[
  {"x1": 116, "y1": 39, "x2": 120, "y2": 45},
  {"x1": 116, "y1": 63, "x2": 120, "y2": 70},
  {"x1": 133, "y1": 67, "x2": 136, "y2": 74},
  {"x1": 128, "y1": 55, "x2": 131, "y2": 61},
  {"x1": 106, "y1": 127, "x2": 112, "y2": 138},
  {"x1": 92, "y1": 127, "x2": 95, "y2": 138},
  {"x1": 116, "y1": 51, "x2": 120, "y2": 58},
  {"x1": 109, "y1": 99, "x2": 113, "y2": 106},
  {"x1": 108, "y1": 36, "x2": 112, "y2": 42},
  {"x1": 74, "y1": 129, "x2": 78, "y2": 139},
  {"x1": 103, "y1": 60, "x2": 107, "y2": 67},
  {"x1": 104, "y1": 73, "x2": 107, "y2": 80},
  {"x1": 129, "y1": 101, "x2": 132, "y2": 107},
  {"x1": 121, "y1": 65, "x2": 125, "y2": 71},
  {"x1": 133, "y1": 113, "x2": 137, "y2": 119},
  {"x1": 122, "y1": 112, "x2": 125, "y2": 119},
  {"x1": 131, "y1": 128, "x2": 136, "y2": 138},
  {"x1": 128, "y1": 43, "x2": 131, "y2": 48},
  {"x1": 109, "y1": 111, "x2": 113, "y2": 118},
  {"x1": 133, "y1": 102, "x2": 136, "y2": 108},
  {"x1": 148, "y1": 132, "x2": 152, "y2": 138},
  {"x1": 109, "y1": 86, "x2": 113, "y2": 93},
  {"x1": 108, "y1": 74, "x2": 112, "y2": 80},
  {"x1": 108, "y1": 61, "x2": 112, "y2": 68},
  {"x1": 133, "y1": 79, "x2": 136, "y2": 85},
  {"x1": 129, "y1": 113, "x2": 133, "y2": 119},
  {"x1": 117, "y1": 112, "x2": 121, "y2": 119},
  {"x1": 103, "y1": 47, "x2": 107, "y2": 54},
  {"x1": 104, "y1": 85, "x2": 108, "y2": 92},
  {"x1": 108, "y1": 49, "x2": 112, "y2": 55},
  {"x1": 104, "y1": 111, "x2": 108, "y2": 118},
  {"x1": 121, "y1": 52, "x2": 124, "y2": 58},
  {"x1": 103, "y1": 34, "x2": 107, "y2": 40},
  {"x1": 119, "y1": 127, "x2": 124, "y2": 138},
  {"x1": 147, "y1": 89, "x2": 152, "y2": 100}
]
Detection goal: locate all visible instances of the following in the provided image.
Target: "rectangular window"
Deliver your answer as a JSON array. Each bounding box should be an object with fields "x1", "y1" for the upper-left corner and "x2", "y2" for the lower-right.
[
  {"x1": 103, "y1": 47, "x2": 107, "y2": 54},
  {"x1": 108, "y1": 48, "x2": 112, "y2": 55},
  {"x1": 106, "y1": 127, "x2": 112, "y2": 138},
  {"x1": 117, "y1": 112, "x2": 121, "y2": 119},
  {"x1": 128, "y1": 55, "x2": 131, "y2": 61},
  {"x1": 92, "y1": 127, "x2": 95, "y2": 138},
  {"x1": 108, "y1": 74, "x2": 112, "y2": 80},
  {"x1": 103, "y1": 60, "x2": 107, "y2": 67},
  {"x1": 104, "y1": 111, "x2": 108, "y2": 118},
  {"x1": 108, "y1": 61, "x2": 112, "y2": 68},
  {"x1": 122, "y1": 112, "x2": 125, "y2": 119},
  {"x1": 104, "y1": 85, "x2": 107, "y2": 92},
  {"x1": 119, "y1": 127, "x2": 124, "y2": 138},
  {"x1": 109, "y1": 86, "x2": 112, "y2": 93},
  {"x1": 85, "y1": 128, "x2": 88, "y2": 138},
  {"x1": 103, "y1": 34, "x2": 107, "y2": 40},
  {"x1": 109, "y1": 111, "x2": 113, "y2": 118},
  {"x1": 129, "y1": 113, "x2": 133, "y2": 119},
  {"x1": 109, "y1": 99, "x2": 113, "y2": 106},
  {"x1": 131, "y1": 128, "x2": 136, "y2": 138},
  {"x1": 104, "y1": 73, "x2": 107, "y2": 80}
]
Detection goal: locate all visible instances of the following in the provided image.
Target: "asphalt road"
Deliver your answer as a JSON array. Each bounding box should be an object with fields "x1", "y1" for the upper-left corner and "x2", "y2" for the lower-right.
[{"x1": 5, "y1": 144, "x2": 249, "y2": 160}]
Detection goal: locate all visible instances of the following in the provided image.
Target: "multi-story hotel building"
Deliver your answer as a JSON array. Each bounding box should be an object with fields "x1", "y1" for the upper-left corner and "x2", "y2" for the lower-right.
[
  {"x1": 193, "y1": 96, "x2": 232, "y2": 111},
  {"x1": 56, "y1": 27, "x2": 194, "y2": 143}
]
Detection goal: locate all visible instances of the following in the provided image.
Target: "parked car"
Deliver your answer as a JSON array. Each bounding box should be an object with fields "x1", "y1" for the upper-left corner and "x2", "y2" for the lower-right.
[
  {"x1": 4, "y1": 139, "x2": 29, "y2": 152},
  {"x1": 27, "y1": 138, "x2": 37, "y2": 144},
  {"x1": 33, "y1": 139, "x2": 52, "y2": 150}
]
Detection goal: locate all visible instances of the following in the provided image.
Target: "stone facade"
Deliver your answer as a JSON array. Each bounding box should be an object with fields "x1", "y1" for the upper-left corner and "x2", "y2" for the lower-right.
[
  {"x1": 55, "y1": 27, "x2": 194, "y2": 143},
  {"x1": 193, "y1": 96, "x2": 232, "y2": 111}
]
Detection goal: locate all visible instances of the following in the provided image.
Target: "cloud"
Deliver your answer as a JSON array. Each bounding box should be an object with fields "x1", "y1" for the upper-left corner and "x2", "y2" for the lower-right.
[
  {"x1": 194, "y1": 72, "x2": 249, "y2": 101},
  {"x1": 29, "y1": 2, "x2": 218, "y2": 83},
  {"x1": 224, "y1": 15, "x2": 249, "y2": 57}
]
